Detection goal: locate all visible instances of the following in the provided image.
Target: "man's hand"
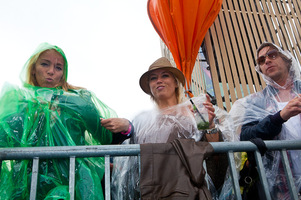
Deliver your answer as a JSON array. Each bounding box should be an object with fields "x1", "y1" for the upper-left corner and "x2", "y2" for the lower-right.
[{"x1": 280, "y1": 95, "x2": 301, "y2": 121}]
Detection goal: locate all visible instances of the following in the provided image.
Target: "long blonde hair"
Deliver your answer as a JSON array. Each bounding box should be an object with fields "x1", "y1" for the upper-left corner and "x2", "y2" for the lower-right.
[{"x1": 22, "y1": 43, "x2": 83, "y2": 91}]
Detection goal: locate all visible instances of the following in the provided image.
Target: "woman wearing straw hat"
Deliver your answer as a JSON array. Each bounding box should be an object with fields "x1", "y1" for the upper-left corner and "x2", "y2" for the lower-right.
[
  {"x1": 136, "y1": 56, "x2": 222, "y2": 143},
  {"x1": 112, "y1": 57, "x2": 236, "y2": 199},
  {"x1": 0, "y1": 42, "x2": 132, "y2": 200}
]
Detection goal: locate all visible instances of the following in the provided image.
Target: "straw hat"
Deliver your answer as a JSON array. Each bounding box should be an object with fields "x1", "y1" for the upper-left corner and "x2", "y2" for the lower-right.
[{"x1": 139, "y1": 57, "x2": 186, "y2": 94}]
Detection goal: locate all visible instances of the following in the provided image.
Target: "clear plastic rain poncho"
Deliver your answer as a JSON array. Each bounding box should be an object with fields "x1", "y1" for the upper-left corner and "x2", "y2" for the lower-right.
[
  {"x1": 111, "y1": 94, "x2": 237, "y2": 200},
  {"x1": 229, "y1": 42, "x2": 301, "y2": 199},
  {"x1": 0, "y1": 43, "x2": 117, "y2": 200}
]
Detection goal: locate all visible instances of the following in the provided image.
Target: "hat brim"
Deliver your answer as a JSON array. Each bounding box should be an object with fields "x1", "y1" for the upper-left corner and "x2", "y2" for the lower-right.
[{"x1": 139, "y1": 66, "x2": 186, "y2": 94}]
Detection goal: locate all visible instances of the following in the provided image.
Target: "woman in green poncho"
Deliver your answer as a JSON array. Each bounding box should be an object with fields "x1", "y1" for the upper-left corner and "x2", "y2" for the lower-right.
[{"x1": 0, "y1": 42, "x2": 132, "y2": 199}]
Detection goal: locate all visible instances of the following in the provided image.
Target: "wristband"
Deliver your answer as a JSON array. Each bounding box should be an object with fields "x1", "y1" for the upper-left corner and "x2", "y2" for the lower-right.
[
  {"x1": 121, "y1": 123, "x2": 132, "y2": 136},
  {"x1": 203, "y1": 128, "x2": 219, "y2": 134}
]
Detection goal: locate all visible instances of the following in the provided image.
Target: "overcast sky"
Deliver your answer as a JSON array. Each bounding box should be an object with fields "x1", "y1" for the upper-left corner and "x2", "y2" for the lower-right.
[{"x1": 0, "y1": 0, "x2": 162, "y2": 120}]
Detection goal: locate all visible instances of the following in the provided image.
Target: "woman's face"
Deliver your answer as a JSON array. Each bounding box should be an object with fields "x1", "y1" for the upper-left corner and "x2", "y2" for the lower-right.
[
  {"x1": 33, "y1": 49, "x2": 64, "y2": 88},
  {"x1": 149, "y1": 69, "x2": 178, "y2": 101}
]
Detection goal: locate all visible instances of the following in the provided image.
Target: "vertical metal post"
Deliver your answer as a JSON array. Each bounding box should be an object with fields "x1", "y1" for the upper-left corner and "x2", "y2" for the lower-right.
[
  {"x1": 138, "y1": 154, "x2": 141, "y2": 200},
  {"x1": 69, "y1": 156, "x2": 76, "y2": 200},
  {"x1": 280, "y1": 150, "x2": 299, "y2": 200},
  {"x1": 227, "y1": 151, "x2": 241, "y2": 200},
  {"x1": 105, "y1": 155, "x2": 111, "y2": 200},
  {"x1": 254, "y1": 151, "x2": 271, "y2": 200},
  {"x1": 30, "y1": 157, "x2": 39, "y2": 200}
]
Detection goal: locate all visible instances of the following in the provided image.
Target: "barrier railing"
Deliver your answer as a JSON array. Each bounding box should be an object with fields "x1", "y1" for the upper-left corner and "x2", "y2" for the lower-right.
[{"x1": 0, "y1": 140, "x2": 300, "y2": 200}]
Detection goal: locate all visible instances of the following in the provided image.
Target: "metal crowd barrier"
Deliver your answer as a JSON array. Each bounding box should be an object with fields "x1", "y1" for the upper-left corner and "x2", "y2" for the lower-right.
[{"x1": 0, "y1": 140, "x2": 300, "y2": 200}]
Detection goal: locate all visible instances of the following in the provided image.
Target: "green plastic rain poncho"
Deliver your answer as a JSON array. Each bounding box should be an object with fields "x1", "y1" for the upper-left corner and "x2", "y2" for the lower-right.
[{"x1": 0, "y1": 43, "x2": 117, "y2": 199}]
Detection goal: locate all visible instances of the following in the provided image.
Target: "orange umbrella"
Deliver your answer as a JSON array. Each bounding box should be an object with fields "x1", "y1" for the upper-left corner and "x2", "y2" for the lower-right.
[{"x1": 147, "y1": 0, "x2": 222, "y2": 91}]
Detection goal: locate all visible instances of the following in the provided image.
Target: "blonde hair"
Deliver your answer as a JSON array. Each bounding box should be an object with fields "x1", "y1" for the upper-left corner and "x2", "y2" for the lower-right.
[{"x1": 25, "y1": 49, "x2": 83, "y2": 91}]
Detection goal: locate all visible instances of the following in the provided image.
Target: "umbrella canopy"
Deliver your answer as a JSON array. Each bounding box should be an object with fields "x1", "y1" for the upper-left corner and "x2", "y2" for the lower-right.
[{"x1": 147, "y1": 0, "x2": 222, "y2": 90}]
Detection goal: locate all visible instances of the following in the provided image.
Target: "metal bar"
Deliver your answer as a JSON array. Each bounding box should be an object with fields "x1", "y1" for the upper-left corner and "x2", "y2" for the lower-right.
[
  {"x1": 138, "y1": 154, "x2": 141, "y2": 200},
  {"x1": 254, "y1": 151, "x2": 271, "y2": 200},
  {"x1": 30, "y1": 157, "x2": 39, "y2": 200},
  {"x1": 1, "y1": 140, "x2": 300, "y2": 200},
  {"x1": 69, "y1": 156, "x2": 76, "y2": 200},
  {"x1": 105, "y1": 155, "x2": 111, "y2": 200},
  {"x1": 280, "y1": 150, "x2": 299, "y2": 200},
  {"x1": 0, "y1": 141, "x2": 300, "y2": 160},
  {"x1": 227, "y1": 151, "x2": 241, "y2": 200},
  {"x1": 0, "y1": 144, "x2": 141, "y2": 160},
  {"x1": 211, "y1": 140, "x2": 301, "y2": 152},
  {"x1": 138, "y1": 154, "x2": 141, "y2": 179}
]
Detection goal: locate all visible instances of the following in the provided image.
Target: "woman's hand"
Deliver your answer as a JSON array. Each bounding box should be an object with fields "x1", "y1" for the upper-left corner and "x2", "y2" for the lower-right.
[
  {"x1": 100, "y1": 118, "x2": 129, "y2": 133},
  {"x1": 203, "y1": 94, "x2": 216, "y2": 129},
  {"x1": 205, "y1": 132, "x2": 220, "y2": 142}
]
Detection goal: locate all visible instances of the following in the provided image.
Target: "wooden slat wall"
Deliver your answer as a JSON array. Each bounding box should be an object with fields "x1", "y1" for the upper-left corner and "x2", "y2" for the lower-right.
[{"x1": 196, "y1": 0, "x2": 301, "y2": 111}]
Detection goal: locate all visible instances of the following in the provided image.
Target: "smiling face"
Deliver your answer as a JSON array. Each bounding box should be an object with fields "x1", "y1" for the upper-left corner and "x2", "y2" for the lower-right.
[
  {"x1": 258, "y1": 46, "x2": 289, "y2": 85},
  {"x1": 33, "y1": 49, "x2": 64, "y2": 88},
  {"x1": 149, "y1": 69, "x2": 178, "y2": 103}
]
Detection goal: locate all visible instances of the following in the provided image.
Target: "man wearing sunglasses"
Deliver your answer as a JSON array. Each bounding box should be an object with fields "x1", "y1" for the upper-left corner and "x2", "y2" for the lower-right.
[{"x1": 229, "y1": 42, "x2": 301, "y2": 200}]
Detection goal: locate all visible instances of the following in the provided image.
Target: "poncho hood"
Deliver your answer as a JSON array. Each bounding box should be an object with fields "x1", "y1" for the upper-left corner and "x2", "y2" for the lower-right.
[
  {"x1": 255, "y1": 42, "x2": 301, "y2": 89},
  {"x1": 20, "y1": 42, "x2": 68, "y2": 85}
]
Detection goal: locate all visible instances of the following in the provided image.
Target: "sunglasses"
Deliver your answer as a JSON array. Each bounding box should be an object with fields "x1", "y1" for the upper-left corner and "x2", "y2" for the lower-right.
[{"x1": 256, "y1": 49, "x2": 280, "y2": 66}]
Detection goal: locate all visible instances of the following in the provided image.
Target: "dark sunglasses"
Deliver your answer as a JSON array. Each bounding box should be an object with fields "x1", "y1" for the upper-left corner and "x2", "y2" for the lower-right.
[{"x1": 256, "y1": 49, "x2": 280, "y2": 65}]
